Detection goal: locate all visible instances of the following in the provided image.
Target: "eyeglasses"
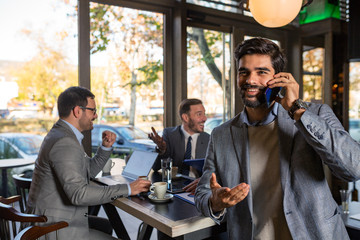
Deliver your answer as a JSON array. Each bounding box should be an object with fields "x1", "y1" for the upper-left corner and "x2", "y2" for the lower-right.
[{"x1": 79, "y1": 106, "x2": 97, "y2": 115}]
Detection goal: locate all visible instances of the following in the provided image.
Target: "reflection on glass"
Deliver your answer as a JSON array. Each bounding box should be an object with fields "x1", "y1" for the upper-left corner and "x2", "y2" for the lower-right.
[
  {"x1": 302, "y1": 47, "x2": 324, "y2": 102},
  {"x1": 187, "y1": 27, "x2": 231, "y2": 133},
  {"x1": 349, "y1": 62, "x2": 360, "y2": 142},
  {"x1": 90, "y1": 3, "x2": 164, "y2": 133},
  {"x1": 115, "y1": 126, "x2": 149, "y2": 141}
]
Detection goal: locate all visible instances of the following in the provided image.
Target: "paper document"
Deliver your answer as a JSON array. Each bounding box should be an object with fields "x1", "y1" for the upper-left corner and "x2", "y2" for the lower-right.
[
  {"x1": 174, "y1": 192, "x2": 195, "y2": 205},
  {"x1": 350, "y1": 213, "x2": 360, "y2": 221}
]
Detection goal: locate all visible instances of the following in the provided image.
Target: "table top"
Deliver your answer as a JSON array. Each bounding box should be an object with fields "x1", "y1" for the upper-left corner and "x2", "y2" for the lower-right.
[
  {"x1": 108, "y1": 158, "x2": 217, "y2": 237},
  {"x1": 112, "y1": 194, "x2": 216, "y2": 238},
  {"x1": 342, "y1": 201, "x2": 360, "y2": 230},
  {"x1": 0, "y1": 158, "x2": 35, "y2": 169}
]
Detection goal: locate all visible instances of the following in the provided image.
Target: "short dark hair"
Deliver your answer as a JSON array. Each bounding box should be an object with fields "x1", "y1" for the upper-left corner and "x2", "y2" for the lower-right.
[
  {"x1": 234, "y1": 37, "x2": 286, "y2": 73},
  {"x1": 178, "y1": 98, "x2": 203, "y2": 120},
  {"x1": 57, "y1": 86, "x2": 95, "y2": 118}
]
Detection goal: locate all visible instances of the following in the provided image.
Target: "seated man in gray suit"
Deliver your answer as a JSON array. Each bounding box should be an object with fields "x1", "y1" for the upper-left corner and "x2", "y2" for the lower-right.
[
  {"x1": 149, "y1": 98, "x2": 210, "y2": 193},
  {"x1": 25, "y1": 86, "x2": 151, "y2": 239},
  {"x1": 195, "y1": 37, "x2": 360, "y2": 239}
]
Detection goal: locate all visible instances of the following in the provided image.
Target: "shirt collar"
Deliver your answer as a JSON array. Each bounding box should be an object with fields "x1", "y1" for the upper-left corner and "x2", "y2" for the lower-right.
[
  {"x1": 61, "y1": 119, "x2": 84, "y2": 145},
  {"x1": 181, "y1": 124, "x2": 200, "y2": 139},
  {"x1": 243, "y1": 102, "x2": 279, "y2": 127}
]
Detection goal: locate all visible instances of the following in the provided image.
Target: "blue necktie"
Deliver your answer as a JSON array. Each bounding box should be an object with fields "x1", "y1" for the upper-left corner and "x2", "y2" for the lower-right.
[{"x1": 184, "y1": 136, "x2": 192, "y2": 160}]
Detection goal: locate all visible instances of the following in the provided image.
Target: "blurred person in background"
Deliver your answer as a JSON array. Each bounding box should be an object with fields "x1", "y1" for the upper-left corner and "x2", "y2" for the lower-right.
[{"x1": 149, "y1": 98, "x2": 209, "y2": 193}]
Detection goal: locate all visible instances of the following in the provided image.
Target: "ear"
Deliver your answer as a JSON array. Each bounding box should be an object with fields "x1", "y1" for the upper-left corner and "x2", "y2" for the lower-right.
[
  {"x1": 73, "y1": 106, "x2": 82, "y2": 118},
  {"x1": 181, "y1": 113, "x2": 189, "y2": 123}
]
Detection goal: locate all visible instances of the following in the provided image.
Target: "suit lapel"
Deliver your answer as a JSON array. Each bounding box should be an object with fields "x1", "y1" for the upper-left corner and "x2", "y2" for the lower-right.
[
  {"x1": 230, "y1": 114, "x2": 253, "y2": 215},
  {"x1": 277, "y1": 107, "x2": 296, "y2": 192},
  {"x1": 195, "y1": 132, "x2": 206, "y2": 158},
  {"x1": 57, "y1": 120, "x2": 91, "y2": 182}
]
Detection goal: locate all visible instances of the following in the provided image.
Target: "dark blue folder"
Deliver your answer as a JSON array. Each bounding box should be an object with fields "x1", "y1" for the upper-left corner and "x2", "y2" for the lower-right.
[{"x1": 183, "y1": 158, "x2": 205, "y2": 175}]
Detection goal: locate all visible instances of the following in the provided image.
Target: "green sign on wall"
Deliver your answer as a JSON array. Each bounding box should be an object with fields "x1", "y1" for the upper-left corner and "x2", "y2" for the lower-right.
[{"x1": 300, "y1": 0, "x2": 340, "y2": 24}]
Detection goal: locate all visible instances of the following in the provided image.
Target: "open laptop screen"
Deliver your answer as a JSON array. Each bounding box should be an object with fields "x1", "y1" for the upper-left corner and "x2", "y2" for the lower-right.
[{"x1": 122, "y1": 150, "x2": 158, "y2": 180}]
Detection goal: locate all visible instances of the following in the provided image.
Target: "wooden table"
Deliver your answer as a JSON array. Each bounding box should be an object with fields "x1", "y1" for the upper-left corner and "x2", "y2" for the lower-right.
[
  {"x1": 109, "y1": 193, "x2": 224, "y2": 240},
  {"x1": 342, "y1": 201, "x2": 360, "y2": 239},
  {"x1": 102, "y1": 159, "x2": 225, "y2": 239},
  {"x1": 0, "y1": 158, "x2": 34, "y2": 197}
]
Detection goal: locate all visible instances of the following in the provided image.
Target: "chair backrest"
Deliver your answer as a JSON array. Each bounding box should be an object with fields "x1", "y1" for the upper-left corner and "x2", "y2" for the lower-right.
[
  {"x1": 0, "y1": 196, "x2": 21, "y2": 205},
  {"x1": 0, "y1": 202, "x2": 47, "y2": 240},
  {"x1": 12, "y1": 174, "x2": 32, "y2": 213},
  {"x1": 14, "y1": 221, "x2": 69, "y2": 240},
  {"x1": 0, "y1": 196, "x2": 22, "y2": 238}
]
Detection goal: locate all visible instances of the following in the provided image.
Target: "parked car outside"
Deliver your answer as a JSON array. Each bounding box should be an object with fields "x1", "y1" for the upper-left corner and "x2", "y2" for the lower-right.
[
  {"x1": 204, "y1": 117, "x2": 224, "y2": 134},
  {"x1": 0, "y1": 133, "x2": 44, "y2": 177},
  {"x1": 349, "y1": 119, "x2": 360, "y2": 142},
  {"x1": 91, "y1": 124, "x2": 156, "y2": 156}
]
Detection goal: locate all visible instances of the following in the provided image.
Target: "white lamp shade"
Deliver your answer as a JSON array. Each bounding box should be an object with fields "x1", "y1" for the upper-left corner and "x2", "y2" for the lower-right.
[{"x1": 249, "y1": 0, "x2": 303, "y2": 28}]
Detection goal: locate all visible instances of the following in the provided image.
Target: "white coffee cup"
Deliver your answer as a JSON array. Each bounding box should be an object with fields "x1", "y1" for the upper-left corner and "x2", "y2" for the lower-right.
[
  {"x1": 150, "y1": 182, "x2": 167, "y2": 199},
  {"x1": 103, "y1": 159, "x2": 115, "y2": 174}
]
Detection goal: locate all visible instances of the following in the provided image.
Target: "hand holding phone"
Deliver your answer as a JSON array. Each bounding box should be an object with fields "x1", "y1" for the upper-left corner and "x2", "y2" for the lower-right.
[{"x1": 265, "y1": 87, "x2": 285, "y2": 107}]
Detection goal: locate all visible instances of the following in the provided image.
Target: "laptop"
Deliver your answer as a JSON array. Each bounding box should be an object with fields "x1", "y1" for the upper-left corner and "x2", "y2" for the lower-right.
[{"x1": 95, "y1": 150, "x2": 158, "y2": 186}]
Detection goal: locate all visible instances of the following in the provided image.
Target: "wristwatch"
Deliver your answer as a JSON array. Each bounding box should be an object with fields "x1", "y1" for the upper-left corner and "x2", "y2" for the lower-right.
[{"x1": 288, "y1": 99, "x2": 308, "y2": 119}]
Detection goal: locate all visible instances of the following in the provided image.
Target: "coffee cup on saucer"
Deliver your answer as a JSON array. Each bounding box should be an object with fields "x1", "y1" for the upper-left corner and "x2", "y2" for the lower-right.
[{"x1": 150, "y1": 182, "x2": 167, "y2": 199}]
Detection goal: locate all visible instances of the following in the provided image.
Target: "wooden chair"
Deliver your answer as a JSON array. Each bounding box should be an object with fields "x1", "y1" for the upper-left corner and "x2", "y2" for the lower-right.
[
  {"x1": 12, "y1": 174, "x2": 32, "y2": 213},
  {"x1": 0, "y1": 202, "x2": 47, "y2": 240},
  {"x1": 0, "y1": 197, "x2": 69, "y2": 240},
  {"x1": 0, "y1": 195, "x2": 21, "y2": 206},
  {"x1": 0, "y1": 196, "x2": 22, "y2": 237},
  {"x1": 14, "y1": 221, "x2": 69, "y2": 240}
]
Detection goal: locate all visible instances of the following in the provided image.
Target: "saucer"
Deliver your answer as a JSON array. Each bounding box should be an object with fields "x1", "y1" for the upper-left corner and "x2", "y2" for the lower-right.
[{"x1": 148, "y1": 193, "x2": 173, "y2": 203}]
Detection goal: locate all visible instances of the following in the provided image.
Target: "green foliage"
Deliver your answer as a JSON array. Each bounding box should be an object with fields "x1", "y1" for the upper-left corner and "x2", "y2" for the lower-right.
[
  {"x1": 89, "y1": 4, "x2": 115, "y2": 54},
  {"x1": 130, "y1": 60, "x2": 163, "y2": 87}
]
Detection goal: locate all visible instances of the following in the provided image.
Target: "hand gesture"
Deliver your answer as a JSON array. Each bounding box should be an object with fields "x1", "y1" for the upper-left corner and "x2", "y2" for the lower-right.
[
  {"x1": 209, "y1": 173, "x2": 250, "y2": 213},
  {"x1": 267, "y1": 72, "x2": 299, "y2": 111},
  {"x1": 129, "y1": 178, "x2": 151, "y2": 196},
  {"x1": 183, "y1": 178, "x2": 200, "y2": 195},
  {"x1": 102, "y1": 130, "x2": 116, "y2": 148},
  {"x1": 148, "y1": 127, "x2": 166, "y2": 154}
]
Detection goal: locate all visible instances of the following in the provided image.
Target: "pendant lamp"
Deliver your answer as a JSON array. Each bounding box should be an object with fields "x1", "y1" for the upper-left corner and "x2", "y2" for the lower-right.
[
  {"x1": 240, "y1": 0, "x2": 313, "y2": 28},
  {"x1": 249, "y1": 0, "x2": 303, "y2": 28}
]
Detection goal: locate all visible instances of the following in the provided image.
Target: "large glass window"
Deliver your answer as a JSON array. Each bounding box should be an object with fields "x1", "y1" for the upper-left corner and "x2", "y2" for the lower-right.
[
  {"x1": 302, "y1": 47, "x2": 324, "y2": 102},
  {"x1": 0, "y1": 0, "x2": 78, "y2": 134},
  {"x1": 349, "y1": 62, "x2": 360, "y2": 142},
  {"x1": 89, "y1": 3, "x2": 164, "y2": 134},
  {"x1": 187, "y1": 27, "x2": 231, "y2": 134}
]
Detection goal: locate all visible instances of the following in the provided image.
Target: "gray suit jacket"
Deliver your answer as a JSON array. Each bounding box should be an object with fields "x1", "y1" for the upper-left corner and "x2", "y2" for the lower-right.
[
  {"x1": 195, "y1": 103, "x2": 360, "y2": 240},
  {"x1": 152, "y1": 125, "x2": 210, "y2": 174},
  {"x1": 26, "y1": 120, "x2": 128, "y2": 239}
]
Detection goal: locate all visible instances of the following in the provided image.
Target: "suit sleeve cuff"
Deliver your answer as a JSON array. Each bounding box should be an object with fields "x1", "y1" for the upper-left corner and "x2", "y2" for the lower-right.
[
  {"x1": 127, "y1": 183, "x2": 131, "y2": 196},
  {"x1": 209, "y1": 198, "x2": 226, "y2": 219},
  {"x1": 101, "y1": 145, "x2": 112, "y2": 151}
]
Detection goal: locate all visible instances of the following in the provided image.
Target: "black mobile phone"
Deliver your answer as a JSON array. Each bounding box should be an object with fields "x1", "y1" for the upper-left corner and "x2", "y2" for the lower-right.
[{"x1": 265, "y1": 87, "x2": 283, "y2": 107}]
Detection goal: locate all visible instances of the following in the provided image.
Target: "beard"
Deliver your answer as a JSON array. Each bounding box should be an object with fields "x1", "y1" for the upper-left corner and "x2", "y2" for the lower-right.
[
  {"x1": 187, "y1": 117, "x2": 203, "y2": 133},
  {"x1": 239, "y1": 84, "x2": 267, "y2": 108}
]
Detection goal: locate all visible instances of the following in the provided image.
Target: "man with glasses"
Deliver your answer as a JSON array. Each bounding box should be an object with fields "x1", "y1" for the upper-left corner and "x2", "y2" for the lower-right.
[{"x1": 25, "y1": 86, "x2": 151, "y2": 239}]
